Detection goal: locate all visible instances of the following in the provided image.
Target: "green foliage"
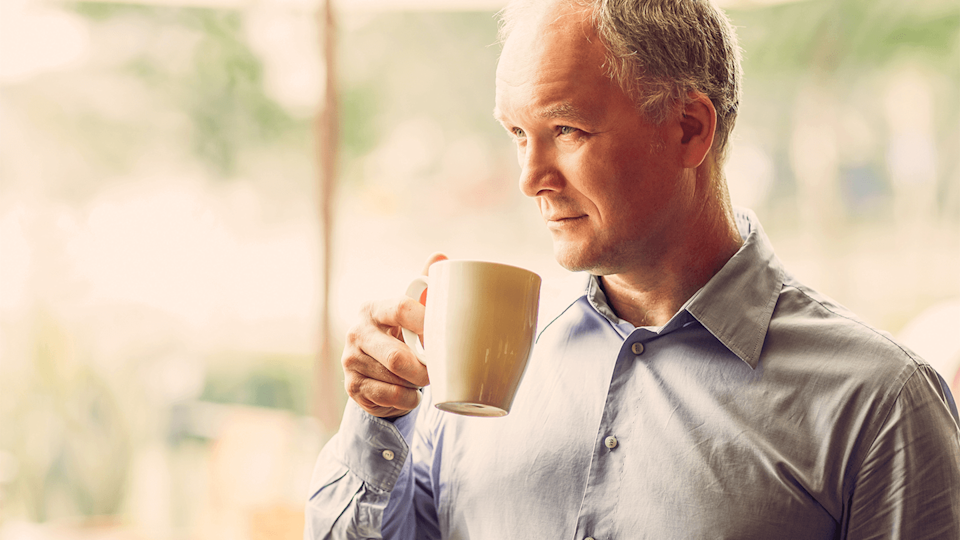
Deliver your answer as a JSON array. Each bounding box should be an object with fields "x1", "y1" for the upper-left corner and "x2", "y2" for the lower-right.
[
  {"x1": 200, "y1": 354, "x2": 312, "y2": 415},
  {"x1": 2, "y1": 315, "x2": 130, "y2": 521},
  {"x1": 71, "y1": 3, "x2": 310, "y2": 178},
  {"x1": 731, "y1": 0, "x2": 959, "y2": 73},
  {"x1": 180, "y1": 10, "x2": 305, "y2": 176},
  {"x1": 339, "y1": 81, "x2": 383, "y2": 166}
]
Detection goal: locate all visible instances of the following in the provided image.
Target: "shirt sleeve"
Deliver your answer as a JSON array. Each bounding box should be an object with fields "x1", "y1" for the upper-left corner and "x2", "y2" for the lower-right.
[
  {"x1": 844, "y1": 364, "x2": 960, "y2": 539},
  {"x1": 303, "y1": 400, "x2": 422, "y2": 539}
]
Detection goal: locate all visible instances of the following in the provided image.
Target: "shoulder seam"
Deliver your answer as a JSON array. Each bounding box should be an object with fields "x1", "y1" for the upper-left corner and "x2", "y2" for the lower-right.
[{"x1": 788, "y1": 284, "x2": 921, "y2": 366}]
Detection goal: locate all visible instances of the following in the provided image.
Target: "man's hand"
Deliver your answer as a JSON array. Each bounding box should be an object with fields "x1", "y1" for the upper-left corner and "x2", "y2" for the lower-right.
[{"x1": 341, "y1": 253, "x2": 447, "y2": 418}]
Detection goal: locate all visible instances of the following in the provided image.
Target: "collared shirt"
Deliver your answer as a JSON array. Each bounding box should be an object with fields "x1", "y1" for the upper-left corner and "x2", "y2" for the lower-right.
[{"x1": 305, "y1": 209, "x2": 960, "y2": 540}]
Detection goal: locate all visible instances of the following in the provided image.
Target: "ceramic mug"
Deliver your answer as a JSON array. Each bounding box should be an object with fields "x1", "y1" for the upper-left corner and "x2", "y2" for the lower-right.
[{"x1": 401, "y1": 260, "x2": 541, "y2": 417}]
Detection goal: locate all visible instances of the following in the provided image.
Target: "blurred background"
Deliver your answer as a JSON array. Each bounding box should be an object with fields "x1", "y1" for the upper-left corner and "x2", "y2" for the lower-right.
[{"x1": 0, "y1": 0, "x2": 957, "y2": 537}]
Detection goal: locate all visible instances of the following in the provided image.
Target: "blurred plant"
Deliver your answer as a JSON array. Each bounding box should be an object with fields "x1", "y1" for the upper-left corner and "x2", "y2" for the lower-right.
[
  {"x1": 1, "y1": 312, "x2": 130, "y2": 521},
  {"x1": 200, "y1": 354, "x2": 312, "y2": 416},
  {"x1": 733, "y1": 0, "x2": 958, "y2": 72},
  {"x1": 63, "y1": 2, "x2": 311, "y2": 179},
  {"x1": 727, "y1": 0, "x2": 959, "y2": 221}
]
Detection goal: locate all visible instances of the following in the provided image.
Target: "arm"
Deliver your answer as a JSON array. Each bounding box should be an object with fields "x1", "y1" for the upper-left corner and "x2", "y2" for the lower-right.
[
  {"x1": 304, "y1": 255, "x2": 446, "y2": 539},
  {"x1": 304, "y1": 401, "x2": 421, "y2": 539},
  {"x1": 843, "y1": 364, "x2": 960, "y2": 539}
]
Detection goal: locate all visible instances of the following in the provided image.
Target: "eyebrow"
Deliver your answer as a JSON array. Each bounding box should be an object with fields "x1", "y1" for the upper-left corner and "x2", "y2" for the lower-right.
[
  {"x1": 493, "y1": 102, "x2": 588, "y2": 125},
  {"x1": 538, "y1": 102, "x2": 587, "y2": 123}
]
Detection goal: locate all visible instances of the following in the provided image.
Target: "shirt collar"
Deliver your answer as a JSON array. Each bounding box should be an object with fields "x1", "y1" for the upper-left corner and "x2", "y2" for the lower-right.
[
  {"x1": 682, "y1": 208, "x2": 784, "y2": 368},
  {"x1": 543, "y1": 208, "x2": 784, "y2": 369}
]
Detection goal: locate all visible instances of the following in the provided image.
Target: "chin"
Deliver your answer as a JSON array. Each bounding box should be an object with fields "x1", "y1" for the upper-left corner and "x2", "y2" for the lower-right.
[
  {"x1": 553, "y1": 244, "x2": 602, "y2": 274},
  {"x1": 553, "y1": 241, "x2": 624, "y2": 276}
]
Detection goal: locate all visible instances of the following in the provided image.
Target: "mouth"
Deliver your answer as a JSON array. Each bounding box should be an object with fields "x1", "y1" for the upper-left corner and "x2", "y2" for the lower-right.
[{"x1": 545, "y1": 215, "x2": 586, "y2": 228}]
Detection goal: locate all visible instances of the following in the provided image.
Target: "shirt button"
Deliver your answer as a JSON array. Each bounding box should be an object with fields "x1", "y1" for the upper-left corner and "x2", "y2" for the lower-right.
[
  {"x1": 604, "y1": 436, "x2": 618, "y2": 449},
  {"x1": 631, "y1": 342, "x2": 644, "y2": 355},
  {"x1": 585, "y1": 537, "x2": 596, "y2": 540},
  {"x1": 382, "y1": 449, "x2": 395, "y2": 461}
]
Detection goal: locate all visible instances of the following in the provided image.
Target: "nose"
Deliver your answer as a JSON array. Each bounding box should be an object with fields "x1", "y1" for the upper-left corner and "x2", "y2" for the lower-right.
[{"x1": 517, "y1": 139, "x2": 562, "y2": 198}]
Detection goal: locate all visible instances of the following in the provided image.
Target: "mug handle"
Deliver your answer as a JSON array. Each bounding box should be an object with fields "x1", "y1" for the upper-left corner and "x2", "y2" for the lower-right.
[{"x1": 401, "y1": 276, "x2": 428, "y2": 365}]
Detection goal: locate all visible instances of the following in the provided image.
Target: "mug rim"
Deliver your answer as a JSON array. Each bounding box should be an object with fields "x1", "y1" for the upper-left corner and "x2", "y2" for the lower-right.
[{"x1": 431, "y1": 259, "x2": 541, "y2": 278}]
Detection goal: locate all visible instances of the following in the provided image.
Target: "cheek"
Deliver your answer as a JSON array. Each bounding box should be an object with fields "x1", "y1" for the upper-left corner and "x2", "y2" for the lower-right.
[
  {"x1": 562, "y1": 152, "x2": 607, "y2": 194},
  {"x1": 598, "y1": 193, "x2": 637, "y2": 229}
]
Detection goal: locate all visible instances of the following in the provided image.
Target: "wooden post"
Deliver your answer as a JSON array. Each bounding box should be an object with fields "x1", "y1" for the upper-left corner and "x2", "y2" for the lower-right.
[{"x1": 313, "y1": 0, "x2": 344, "y2": 433}]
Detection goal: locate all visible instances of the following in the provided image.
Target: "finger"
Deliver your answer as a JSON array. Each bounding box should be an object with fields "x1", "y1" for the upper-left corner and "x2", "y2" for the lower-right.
[
  {"x1": 353, "y1": 377, "x2": 423, "y2": 412},
  {"x1": 355, "y1": 398, "x2": 421, "y2": 419},
  {"x1": 342, "y1": 339, "x2": 425, "y2": 418},
  {"x1": 346, "y1": 345, "x2": 423, "y2": 389},
  {"x1": 359, "y1": 328, "x2": 430, "y2": 387},
  {"x1": 366, "y1": 296, "x2": 426, "y2": 336},
  {"x1": 351, "y1": 301, "x2": 430, "y2": 387},
  {"x1": 345, "y1": 372, "x2": 422, "y2": 418}
]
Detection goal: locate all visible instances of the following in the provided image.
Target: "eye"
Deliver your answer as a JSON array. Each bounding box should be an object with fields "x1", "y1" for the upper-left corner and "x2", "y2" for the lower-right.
[
  {"x1": 511, "y1": 127, "x2": 526, "y2": 139},
  {"x1": 558, "y1": 125, "x2": 579, "y2": 136}
]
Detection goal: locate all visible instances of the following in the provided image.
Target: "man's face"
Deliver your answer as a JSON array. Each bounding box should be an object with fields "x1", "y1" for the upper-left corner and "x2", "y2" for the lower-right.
[{"x1": 494, "y1": 4, "x2": 692, "y2": 275}]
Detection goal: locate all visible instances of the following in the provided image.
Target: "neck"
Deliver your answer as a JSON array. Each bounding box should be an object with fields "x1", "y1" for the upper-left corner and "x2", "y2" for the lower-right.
[{"x1": 600, "y1": 171, "x2": 742, "y2": 328}]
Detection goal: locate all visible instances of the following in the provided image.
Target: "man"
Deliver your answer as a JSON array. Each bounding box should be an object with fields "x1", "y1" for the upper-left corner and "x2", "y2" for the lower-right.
[{"x1": 305, "y1": 0, "x2": 960, "y2": 538}]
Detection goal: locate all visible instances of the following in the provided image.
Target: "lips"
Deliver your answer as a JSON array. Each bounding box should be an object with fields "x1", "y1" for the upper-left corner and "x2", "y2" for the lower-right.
[
  {"x1": 544, "y1": 212, "x2": 586, "y2": 222},
  {"x1": 540, "y1": 199, "x2": 586, "y2": 227},
  {"x1": 545, "y1": 215, "x2": 586, "y2": 230}
]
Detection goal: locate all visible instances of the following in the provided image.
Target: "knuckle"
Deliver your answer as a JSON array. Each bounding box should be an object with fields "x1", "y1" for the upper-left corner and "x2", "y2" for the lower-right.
[
  {"x1": 344, "y1": 324, "x2": 363, "y2": 345},
  {"x1": 383, "y1": 301, "x2": 403, "y2": 325},
  {"x1": 341, "y1": 347, "x2": 361, "y2": 371},
  {"x1": 344, "y1": 374, "x2": 363, "y2": 398},
  {"x1": 381, "y1": 347, "x2": 407, "y2": 372},
  {"x1": 358, "y1": 300, "x2": 377, "y2": 317}
]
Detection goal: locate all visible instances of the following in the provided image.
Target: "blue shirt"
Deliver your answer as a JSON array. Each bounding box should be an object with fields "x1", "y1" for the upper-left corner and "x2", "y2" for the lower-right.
[{"x1": 306, "y1": 209, "x2": 960, "y2": 539}]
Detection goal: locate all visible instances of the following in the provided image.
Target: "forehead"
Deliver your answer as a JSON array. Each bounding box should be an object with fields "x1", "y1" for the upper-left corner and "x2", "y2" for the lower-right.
[{"x1": 495, "y1": 2, "x2": 613, "y2": 118}]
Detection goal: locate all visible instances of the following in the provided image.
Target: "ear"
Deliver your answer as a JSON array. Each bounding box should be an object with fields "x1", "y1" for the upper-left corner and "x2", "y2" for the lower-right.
[{"x1": 676, "y1": 93, "x2": 716, "y2": 169}]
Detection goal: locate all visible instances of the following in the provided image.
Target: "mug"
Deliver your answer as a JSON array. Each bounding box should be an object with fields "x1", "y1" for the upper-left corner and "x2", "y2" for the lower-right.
[{"x1": 401, "y1": 260, "x2": 541, "y2": 417}]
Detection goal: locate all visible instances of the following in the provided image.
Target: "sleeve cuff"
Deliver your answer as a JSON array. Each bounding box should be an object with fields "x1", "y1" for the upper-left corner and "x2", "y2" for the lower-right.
[{"x1": 335, "y1": 400, "x2": 421, "y2": 492}]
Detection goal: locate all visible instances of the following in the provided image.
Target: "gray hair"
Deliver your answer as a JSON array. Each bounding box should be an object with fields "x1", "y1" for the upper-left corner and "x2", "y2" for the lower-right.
[{"x1": 499, "y1": 0, "x2": 743, "y2": 166}]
